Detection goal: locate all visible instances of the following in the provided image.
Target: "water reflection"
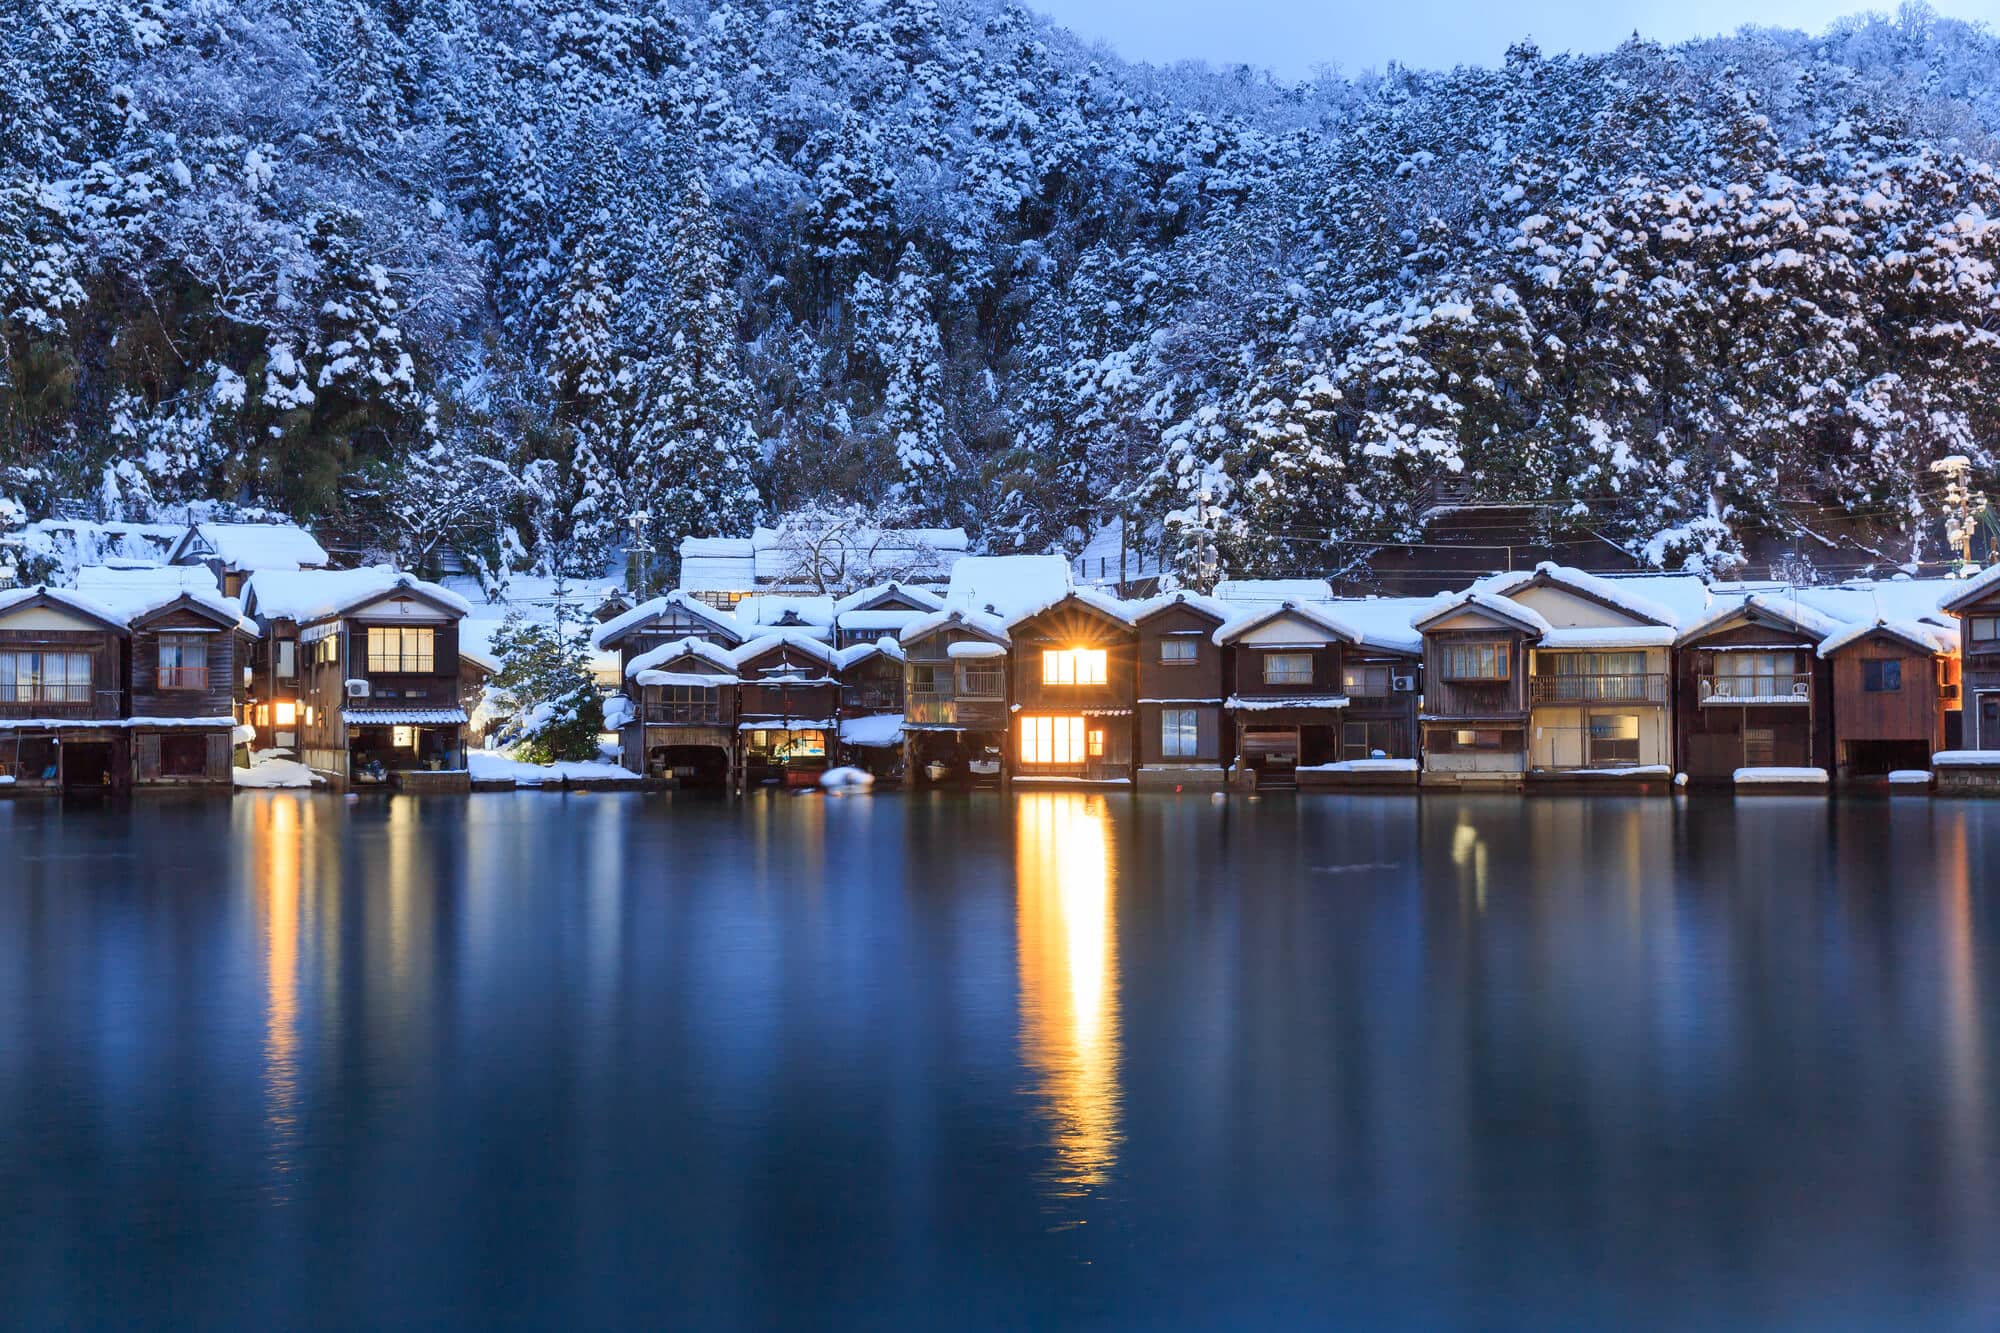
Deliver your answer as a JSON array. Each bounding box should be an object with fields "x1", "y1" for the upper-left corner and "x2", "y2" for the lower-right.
[
  {"x1": 253, "y1": 794, "x2": 305, "y2": 1200},
  {"x1": 1014, "y1": 792, "x2": 1121, "y2": 1203}
]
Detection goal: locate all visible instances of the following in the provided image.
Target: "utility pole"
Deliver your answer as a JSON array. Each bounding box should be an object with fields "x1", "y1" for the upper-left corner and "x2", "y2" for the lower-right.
[
  {"x1": 1193, "y1": 476, "x2": 1221, "y2": 593},
  {"x1": 1931, "y1": 455, "x2": 1987, "y2": 572},
  {"x1": 626, "y1": 510, "x2": 654, "y2": 601}
]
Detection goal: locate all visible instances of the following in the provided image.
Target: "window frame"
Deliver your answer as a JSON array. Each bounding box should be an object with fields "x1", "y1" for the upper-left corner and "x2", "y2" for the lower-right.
[
  {"x1": 1158, "y1": 637, "x2": 1200, "y2": 665},
  {"x1": 1041, "y1": 648, "x2": 1108, "y2": 686},
  {"x1": 1341, "y1": 664, "x2": 1390, "y2": 697},
  {"x1": 1862, "y1": 659, "x2": 1903, "y2": 693},
  {"x1": 1160, "y1": 707, "x2": 1200, "y2": 758},
  {"x1": 1261, "y1": 651, "x2": 1314, "y2": 686},
  {"x1": 1440, "y1": 640, "x2": 1511, "y2": 682},
  {"x1": 366, "y1": 625, "x2": 437, "y2": 674},
  {"x1": 156, "y1": 634, "x2": 210, "y2": 690}
]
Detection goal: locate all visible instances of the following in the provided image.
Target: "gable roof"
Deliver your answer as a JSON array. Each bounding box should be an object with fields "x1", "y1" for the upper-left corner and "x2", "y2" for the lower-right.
[
  {"x1": 727, "y1": 631, "x2": 839, "y2": 669},
  {"x1": 1412, "y1": 589, "x2": 1554, "y2": 637},
  {"x1": 73, "y1": 564, "x2": 249, "y2": 631},
  {"x1": 832, "y1": 637, "x2": 907, "y2": 669},
  {"x1": 1942, "y1": 564, "x2": 2000, "y2": 614},
  {"x1": 1214, "y1": 599, "x2": 1364, "y2": 647},
  {"x1": 831, "y1": 581, "x2": 945, "y2": 615},
  {"x1": 171, "y1": 521, "x2": 329, "y2": 571},
  {"x1": 0, "y1": 585, "x2": 128, "y2": 632},
  {"x1": 593, "y1": 590, "x2": 744, "y2": 650},
  {"x1": 240, "y1": 565, "x2": 472, "y2": 624},
  {"x1": 900, "y1": 606, "x2": 1012, "y2": 648},
  {"x1": 1003, "y1": 585, "x2": 1138, "y2": 630},
  {"x1": 1128, "y1": 589, "x2": 1234, "y2": 626},
  {"x1": 626, "y1": 636, "x2": 741, "y2": 684},
  {"x1": 1817, "y1": 618, "x2": 1958, "y2": 659},
  {"x1": 941, "y1": 555, "x2": 1073, "y2": 622},
  {"x1": 1318, "y1": 597, "x2": 1427, "y2": 656},
  {"x1": 1471, "y1": 562, "x2": 1679, "y2": 627},
  {"x1": 1675, "y1": 592, "x2": 1846, "y2": 647}
]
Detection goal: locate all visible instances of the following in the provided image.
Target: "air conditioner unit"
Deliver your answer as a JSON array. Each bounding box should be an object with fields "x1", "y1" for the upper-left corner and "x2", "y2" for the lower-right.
[
  {"x1": 1941, "y1": 682, "x2": 1961, "y2": 701},
  {"x1": 345, "y1": 679, "x2": 371, "y2": 699},
  {"x1": 1390, "y1": 674, "x2": 1417, "y2": 693}
]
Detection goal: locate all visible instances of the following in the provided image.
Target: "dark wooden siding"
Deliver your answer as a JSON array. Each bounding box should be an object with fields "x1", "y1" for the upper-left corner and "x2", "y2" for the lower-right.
[
  {"x1": 1828, "y1": 638, "x2": 1943, "y2": 747},
  {"x1": 1008, "y1": 603, "x2": 1139, "y2": 715},
  {"x1": 1675, "y1": 621, "x2": 1834, "y2": 778},
  {"x1": 130, "y1": 609, "x2": 236, "y2": 717},
  {"x1": 0, "y1": 626, "x2": 123, "y2": 720},
  {"x1": 1422, "y1": 628, "x2": 1528, "y2": 719},
  {"x1": 1228, "y1": 642, "x2": 1343, "y2": 701},
  {"x1": 1136, "y1": 605, "x2": 1224, "y2": 703}
]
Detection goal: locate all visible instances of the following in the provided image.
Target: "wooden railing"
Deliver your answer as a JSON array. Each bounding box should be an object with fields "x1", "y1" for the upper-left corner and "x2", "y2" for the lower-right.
[
  {"x1": 1529, "y1": 672, "x2": 1666, "y2": 704},
  {"x1": 156, "y1": 666, "x2": 209, "y2": 690},
  {"x1": 841, "y1": 686, "x2": 900, "y2": 712},
  {"x1": 1697, "y1": 672, "x2": 1812, "y2": 703},
  {"x1": 0, "y1": 682, "x2": 93, "y2": 705},
  {"x1": 906, "y1": 689, "x2": 955, "y2": 726}
]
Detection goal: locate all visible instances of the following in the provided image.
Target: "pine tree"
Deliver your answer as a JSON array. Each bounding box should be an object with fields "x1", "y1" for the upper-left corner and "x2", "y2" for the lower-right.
[
  {"x1": 487, "y1": 587, "x2": 605, "y2": 763},
  {"x1": 876, "y1": 244, "x2": 954, "y2": 523}
]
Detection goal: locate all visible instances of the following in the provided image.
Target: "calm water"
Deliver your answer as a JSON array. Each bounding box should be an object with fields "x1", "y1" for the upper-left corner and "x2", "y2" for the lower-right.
[{"x1": 3, "y1": 791, "x2": 1999, "y2": 1329}]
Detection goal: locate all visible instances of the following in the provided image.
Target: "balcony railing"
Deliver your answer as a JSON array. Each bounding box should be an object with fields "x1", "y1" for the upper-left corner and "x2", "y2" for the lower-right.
[
  {"x1": 1529, "y1": 672, "x2": 1667, "y2": 705},
  {"x1": 958, "y1": 667, "x2": 1006, "y2": 699},
  {"x1": 841, "y1": 687, "x2": 901, "y2": 712},
  {"x1": 0, "y1": 682, "x2": 93, "y2": 705},
  {"x1": 907, "y1": 689, "x2": 955, "y2": 726},
  {"x1": 1697, "y1": 672, "x2": 1812, "y2": 704},
  {"x1": 156, "y1": 666, "x2": 209, "y2": 691},
  {"x1": 642, "y1": 701, "x2": 725, "y2": 725}
]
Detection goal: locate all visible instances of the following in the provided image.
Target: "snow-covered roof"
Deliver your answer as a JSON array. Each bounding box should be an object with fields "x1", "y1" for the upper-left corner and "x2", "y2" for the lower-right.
[
  {"x1": 1816, "y1": 618, "x2": 1957, "y2": 659},
  {"x1": 1213, "y1": 599, "x2": 1364, "y2": 647},
  {"x1": 947, "y1": 640, "x2": 1007, "y2": 659},
  {"x1": 72, "y1": 563, "x2": 248, "y2": 630},
  {"x1": 899, "y1": 606, "x2": 1012, "y2": 648},
  {"x1": 1942, "y1": 564, "x2": 2000, "y2": 614},
  {"x1": 241, "y1": 565, "x2": 472, "y2": 624},
  {"x1": 1212, "y1": 578, "x2": 1333, "y2": 603},
  {"x1": 836, "y1": 608, "x2": 925, "y2": 633},
  {"x1": 736, "y1": 593, "x2": 836, "y2": 633},
  {"x1": 941, "y1": 554, "x2": 1074, "y2": 621},
  {"x1": 678, "y1": 527, "x2": 969, "y2": 594},
  {"x1": 1317, "y1": 597, "x2": 1427, "y2": 656},
  {"x1": 1471, "y1": 562, "x2": 1679, "y2": 627},
  {"x1": 1676, "y1": 591, "x2": 1847, "y2": 646},
  {"x1": 832, "y1": 637, "x2": 906, "y2": 668},
  {"x1": 627, "y1": 637, "x2": 740, "y2": 680},
  {"x1": 831, "y1": 581, "x2": 945, "y2": 615},
  {"x1": 1411, "y1": 589, "x2": 1554, "y2": 636},
  {"x1": 1792, "y1": 578, "x2": 1960, "y2": 632},
  {"x1": 1003, "y1": 585, "x2": 1138, "y2": 629},
  {"x1": 1538, "y1": 625, "x2": 1679, "y2": 649},
  {"x1": 175, "y1": 521, "x2": 329, "y2": 571},
  {"x1": 727, "y1": 631, "x2": 839, "y2": 669},
  {"x1": 0, "y1": 584, "x2": 129, "y2": 630},
  {"x1": 839, "y1": 713, "x2": 905, "y2": 747},
  {"x1": 593, "y1": 590, "x2": 743, "y2": 649},
  {"x1": 1128, "y1": 589, "x2": 1235, "y2": 625}
]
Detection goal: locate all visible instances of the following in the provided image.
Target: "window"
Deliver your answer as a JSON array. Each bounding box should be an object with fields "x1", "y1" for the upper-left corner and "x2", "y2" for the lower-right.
[
  {"x1": 157, "y1": 635, "x2": 208, "y2": 690},
  {"x1": 1441, "y1": 641, "x2": 1510, "y2": 681},
  {"x1": 1714, "y1": 651, "x2": 1803, "y2": 698},
  {"x1": 0, "y1": 650, "x2": 92, "y2": 704},
  {"x1": 1159, "y1": 637, "x2": 1199, "y2": 664},
  {"x1": 1587, "y1": 713, "x2": 1641, "y2": 765},
  {"x1": 1262, "y1": 652, "x2": 1313, "y2": 685},
  {"x1": 1042, "y1": 648, "x2": 1107, "y2": 686},
  {"x1": 366, "y1": 626, "x2": 435, "y2": 673},
  {"x1": 1970, "y1": 615, "x2": 1998, "y2": 643},
  {"x1": 315, "y1": 636, "x2": 339, "y2": 667},
  {"x1": 274, "y1": 700, "x2": 298, "y2": 727},
  {"x1": 1453, "y1": 728, "x2": 1505, "y2": 750},
  {"x1": 1342, "y1": 664, "x2": 1390, "y2": 697},
  {"x1": 1020, "y1": 715, "x2": 1086, "y2": 765},
  {"x1": 959, "y1": 665, "x2": 1006, "y2": 698},
  {"x1": 1161, "y1": 708, "x2": 1200, "y2": 757},
  {"x1": 276, "y1": 638, "x2": 297, "y2": 679},
  {"x1": 1863, "y1": 659, "x2": 1903, "y2": 693},
  {"x1": 1087, "y1": 728, "x2": 1105, "y2": 757}
]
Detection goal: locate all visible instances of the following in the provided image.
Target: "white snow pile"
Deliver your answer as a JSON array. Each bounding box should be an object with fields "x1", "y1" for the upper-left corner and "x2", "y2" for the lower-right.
[
  {"x1": 1933, "y1": 751, "x2": 2000, "y2": 768},
  {"x1": 1297, "y1": 758, "x2": 1420, "y2": 772},
  {"x1": 467, "y1": 750, "x2": 639, "y2": 785},
  {"x1": 839, "y1": 713, "x2": 905, "y2": 748},
  {"x1": 243, "y1": 565, "x2": 472, "y2": 623},
  {"x1": 818, "y1": 765, "x2": 876, "y2": 790},
  {"x1": 1733, "y1": 767, "x2": 1829, "y2": 785},
  {"x1": 1887, "y1": 770, "x2": 1934, "y2": 785},
  {"x1": 234, "y1": 757, "x2": 320, "y2": 789}
]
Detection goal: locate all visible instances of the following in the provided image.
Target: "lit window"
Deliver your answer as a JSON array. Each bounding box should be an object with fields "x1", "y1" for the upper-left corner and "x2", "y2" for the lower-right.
[
  {"x1": 392, "y1": 725, "x2": 415, "y2": 748},
  {"x1": 1020, "y1": 715, "x2": 1086, "y2": 765},
  {"x1": 1041, "y1": 648, "x2": 1107, "y2": 686},
  {"x1": 1161, "y1": 708, "x2": 1200, "y2": 757},
  {"x1": 1159, "y1": 638, "x2": 1199, "y2": 664},
  {"x1": 1441, "y1": 641, "x2": 1509, "y2": 681},
  {"x1": 1587, "y1": 713, "x2": 1641, "y2": 764},
  {"x1": 1087, "y1": 728, "x2": 1105, "y2": 757},
  {"x1": 1863, "y1": 659, "x2": 1902, "y2": 693},
  {"x1": 274, "y1": 700, "x2": 298, "y2": 726},
  {"x1": 367, "y1": 626, "x2": 435, "y2": 673},
  {"x1": 1263, "y1": 652, "x2": 1313, "y2": 685}
]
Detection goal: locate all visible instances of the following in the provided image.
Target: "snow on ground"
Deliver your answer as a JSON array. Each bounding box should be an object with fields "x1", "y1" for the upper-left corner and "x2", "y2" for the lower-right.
[
  {"x1": 839, "y1": 713, "x2": 905, "y2": 748},
  {"x1": 1297, "y1": 758, "x2": 1420, "y2": 772},
  {"x1": 234, "y1": 757, "x2": 320, "y2": 788},
  {"x1": 819, "y1": 766, "x2": 876, "y2": 789},
  {"x1": 467, "y1": 751, "x2": 640, "y2": 785},
  {"x1": 1887, "y1": 770, "x2": 1933, "y2": 785},
  {"x1": 1933, "y1": 751, "x2": 2000, "y2": 768},
  {"x1": 1733, "y1": 767, "x2": 1829, "y2": 784}
]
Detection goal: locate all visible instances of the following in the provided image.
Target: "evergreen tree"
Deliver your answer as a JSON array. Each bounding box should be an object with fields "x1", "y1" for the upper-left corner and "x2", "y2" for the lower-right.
[{"x1": 486, "y1": 588, "x2": 606, "y2": 763}]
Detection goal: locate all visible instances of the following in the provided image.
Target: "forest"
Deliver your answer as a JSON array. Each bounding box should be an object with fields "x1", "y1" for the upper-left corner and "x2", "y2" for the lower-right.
[{"x1": 3, "y1": 0, "x2": 1998, "y2": 586}]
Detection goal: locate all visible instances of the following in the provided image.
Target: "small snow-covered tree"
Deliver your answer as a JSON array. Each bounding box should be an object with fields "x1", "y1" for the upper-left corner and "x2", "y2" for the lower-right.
[{"x1": 485, "y1": 591, "x2": 604, "y2": 763}]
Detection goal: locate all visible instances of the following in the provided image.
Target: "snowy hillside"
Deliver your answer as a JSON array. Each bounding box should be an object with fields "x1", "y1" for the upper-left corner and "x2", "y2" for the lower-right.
[{"x1": 2, "y1": 1, "x2": 1996, "y2": 584}]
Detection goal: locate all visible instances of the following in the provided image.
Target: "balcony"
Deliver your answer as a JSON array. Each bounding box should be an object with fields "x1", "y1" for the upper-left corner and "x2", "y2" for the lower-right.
[
  {"x1": 1697, "y1": 672, "x2": 1812, "y2": 705},
  {"x1": 906, "y1": 689, "x2": 956, "y2": 727},
  {"x1": 156, "y1": 666, "x2": 209, "y2": 691},
  {"x1": 841, "y1": 686, "x2": 901, "y2": 712},
  {"x1": 1529, "y1": 672, "x2": 1667, "y2": 705},
  {"x1": 0, "y1": 684, "x2": 118, "y2": 718}
]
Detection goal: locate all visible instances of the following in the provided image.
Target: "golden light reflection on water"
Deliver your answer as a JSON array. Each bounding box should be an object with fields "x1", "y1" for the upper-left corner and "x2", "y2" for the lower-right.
[
  {"x1": 1015, "y1": 792, "x2": 1121, "y2": 1203},
  {"x1": 254, "y1": 794, "x2": 306, "y2": 1200}
]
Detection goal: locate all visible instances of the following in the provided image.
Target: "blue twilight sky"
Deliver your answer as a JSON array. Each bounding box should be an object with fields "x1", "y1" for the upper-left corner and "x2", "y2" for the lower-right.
[{"x1": 1028, "y1": 0, "x2": 2000, "y2": 81}]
